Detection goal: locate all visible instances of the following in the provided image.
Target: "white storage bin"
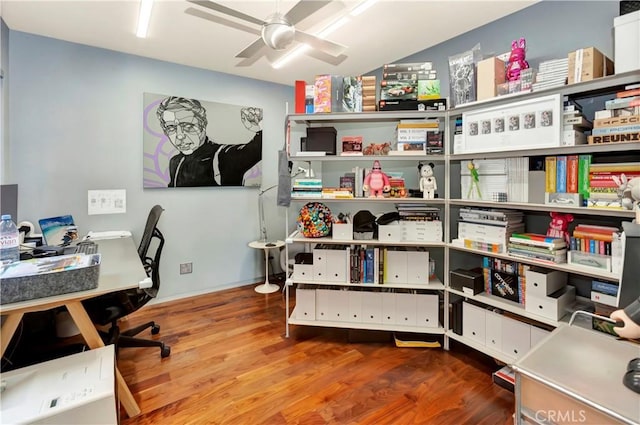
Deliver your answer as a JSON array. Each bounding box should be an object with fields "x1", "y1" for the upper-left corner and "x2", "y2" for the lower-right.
[
  {"x1": 381, "y1": 292, "x2": 396, "y2": 324},
  {"x1": 313, "y1": 248, "x2": 328, "y2": 281},
  {"x1": 325, "y1": 249, "x2": 348, "y2": 283},
  {"x1": 315, "y1": 289, "x2": 332, "y2": 320},
  {"x1": 385, "y1": 250, "x2": 407, "y2": 284},
  {"x1": 406, "y1": 250, "x2": 430, "y2": 284},
  {"x1": 361, "y1": 291, "x2": 382, "y2": 324},
  {"x1": 293, "y1": 264, "x2": 313, "y2": 281},
  {"x1": 395, "y1": 292, "x2": 418, "y2": 326},
  {"x1": 463, "y1": 302, "x2": 486, "y2": 345},
  {"x1": 348, "y1": 291, "x2": 363, "y2": 323},
  {"x1": 525, "y1": 268, "x2": 567, "y2": 298},
  {"x1": 525, "y1": 286, "x2": 576, "y2": 321},
  {"x1": 378, "y1": 224, "x2": 403, "y2": 242},
  {"x1": 328, "y1": 289, "x2": 350, "y2": 322},
  {"x1": 485, "y1": 310, "x2": 503, "y2": 351},
  {"x1": 332, "y1": 223, "x2": 353, "y2": 240},
  {"x1": 501, "y1": 316, "x2": 531, "y2": 359},
  {"x1": 615, "y1": 10, "x2": 640, "y2": 74},
  {"x1": 416, "y1": 293, "x2": 439, "y2": 328},
  {"x1": 295, "y1": 288, "x2": 316, "y2": 320}
]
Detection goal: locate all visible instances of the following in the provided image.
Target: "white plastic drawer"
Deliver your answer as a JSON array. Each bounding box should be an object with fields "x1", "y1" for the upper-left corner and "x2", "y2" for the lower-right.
[{"x1": 462, "y1": 302, "x2": 486, "y2": 345}]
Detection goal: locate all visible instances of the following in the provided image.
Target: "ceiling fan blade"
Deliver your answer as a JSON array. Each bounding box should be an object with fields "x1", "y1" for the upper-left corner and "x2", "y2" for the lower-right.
[
  {"x1": 294, "y1": 31, "x2": 347, "y2": 57},
  {"x1": 236, "y1": 38, "x2": 268, "y2": 59},
  {"x1": 185, "y1": 7, "x2": 261, "y2": 36},
  {"x1": 186, "y1": 0, "x2": 265, "y2": 26},
  {"x1": 305, "y1": 49, "x2": 348, "y2": 66},
  {"x1": 284, "y1": 0, "x2": 332, "y2": 25}
]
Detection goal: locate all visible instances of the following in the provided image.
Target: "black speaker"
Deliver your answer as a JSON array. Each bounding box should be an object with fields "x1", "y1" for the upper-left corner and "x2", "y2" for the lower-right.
[{"x1": 620, "y1": 1, "x2": 640, "y2": 15}]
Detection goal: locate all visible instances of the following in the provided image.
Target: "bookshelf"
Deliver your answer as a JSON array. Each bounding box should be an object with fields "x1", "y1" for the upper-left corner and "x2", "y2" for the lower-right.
[{"x1": 283, "y1": 70, "x2": 640, "y2": 363}]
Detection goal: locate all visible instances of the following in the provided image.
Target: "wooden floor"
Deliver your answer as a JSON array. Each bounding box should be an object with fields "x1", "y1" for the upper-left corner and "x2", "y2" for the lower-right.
[{"x1": 118, "y1": 284, "x2": 515, "y2": 425}]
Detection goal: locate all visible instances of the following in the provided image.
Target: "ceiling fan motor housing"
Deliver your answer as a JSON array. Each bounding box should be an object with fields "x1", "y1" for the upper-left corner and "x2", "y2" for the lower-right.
[{"x1": 261, "y1": 14, "x2": 295, "y2": 50}]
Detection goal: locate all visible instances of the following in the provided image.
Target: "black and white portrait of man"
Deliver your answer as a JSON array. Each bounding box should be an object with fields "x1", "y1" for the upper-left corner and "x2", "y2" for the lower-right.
[{"x1": 143, "y1": 94, "x2": 262, "y2": 188}]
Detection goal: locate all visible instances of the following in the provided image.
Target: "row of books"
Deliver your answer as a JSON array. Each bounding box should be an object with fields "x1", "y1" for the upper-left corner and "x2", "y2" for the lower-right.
[{"x1": 544, "y1": 155, "x2": 590, "y2": 195}]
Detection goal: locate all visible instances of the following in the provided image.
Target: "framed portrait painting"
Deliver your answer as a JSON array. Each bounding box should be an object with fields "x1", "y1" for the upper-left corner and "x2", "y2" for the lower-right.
[{"x1": 143, "y1": 93, "x2": 263, "y2": 188}]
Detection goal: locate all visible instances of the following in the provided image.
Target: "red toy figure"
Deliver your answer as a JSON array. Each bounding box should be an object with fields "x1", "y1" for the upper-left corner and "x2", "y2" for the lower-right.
[
  {"x1": 363, "y1": 160, "x2": 390, "y2": 198},
  {"x1": 546, "y1": 212, "x2": 573, "y2": 246},
  {"x1": 506, "y1": 37, "x2": 529, "y2": 82}
]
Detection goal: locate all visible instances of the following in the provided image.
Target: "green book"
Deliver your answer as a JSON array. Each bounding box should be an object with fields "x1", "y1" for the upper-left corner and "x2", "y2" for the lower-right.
[{"x1": 578, "y1": 154, "x2": 592, "y2": 200}]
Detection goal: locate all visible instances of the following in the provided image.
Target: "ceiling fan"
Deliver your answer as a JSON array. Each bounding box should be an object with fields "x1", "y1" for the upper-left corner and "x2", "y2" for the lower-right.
[{"x1": 185, "y1": 0, "x2": 348, "y2": 65}]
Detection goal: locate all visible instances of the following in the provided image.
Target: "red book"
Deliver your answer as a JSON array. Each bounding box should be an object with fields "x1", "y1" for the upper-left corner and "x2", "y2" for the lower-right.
[
  {"x1": 567, "y1": 155, "x2": 578, "y2": 193},
  {"x1": 295, "y1": 80, "x2": 306, "y2": 114}
]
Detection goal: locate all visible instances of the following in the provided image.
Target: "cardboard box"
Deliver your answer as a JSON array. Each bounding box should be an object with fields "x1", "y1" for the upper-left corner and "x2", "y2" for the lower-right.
[
  {"x1": 614, "y1": 10, "x2": 640, "y2": 74},
  {"x1": 477, "y1": 57, "x2": 506, "y2": 101},
  {"x1": 567, "y1": 47, "x2": 614, "y2": 84}
]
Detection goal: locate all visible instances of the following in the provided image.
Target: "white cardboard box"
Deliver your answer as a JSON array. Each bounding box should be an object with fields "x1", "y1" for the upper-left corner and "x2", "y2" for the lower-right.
[
  {"x1": 525, "y1": 268, "x2": 568, "y2": 298},
  {"x1": 614, "y1": 10, "x2": 640, "y2": 74},
  {"x1": 525, "y1": 285, "x2": 576, "y2": 321}
]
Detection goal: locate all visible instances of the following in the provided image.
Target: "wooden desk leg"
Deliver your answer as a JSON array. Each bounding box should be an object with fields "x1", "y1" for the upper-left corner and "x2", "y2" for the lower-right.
[
  {"x1": 1, "y1": 312, "x2": 24, "y2": 358},
  {"x1": 66, "y1": 301, "x2": 141, "y2": 418}
]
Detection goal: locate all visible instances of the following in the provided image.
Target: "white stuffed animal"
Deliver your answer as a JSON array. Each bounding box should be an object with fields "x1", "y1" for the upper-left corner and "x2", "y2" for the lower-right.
[{"x1": 613, "y1": 174, "x2": 640, "y2": 210}]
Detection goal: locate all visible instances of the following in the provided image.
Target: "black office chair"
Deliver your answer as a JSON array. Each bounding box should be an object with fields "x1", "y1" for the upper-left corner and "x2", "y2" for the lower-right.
[{"x1": 83, "y1": 205, "x2": 170, "y2": 358}]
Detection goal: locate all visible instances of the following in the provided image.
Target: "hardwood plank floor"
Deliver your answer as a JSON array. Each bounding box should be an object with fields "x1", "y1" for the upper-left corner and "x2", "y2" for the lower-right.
[{"x1": 118, "y1": 284, "x2": 514, "y2": 424}]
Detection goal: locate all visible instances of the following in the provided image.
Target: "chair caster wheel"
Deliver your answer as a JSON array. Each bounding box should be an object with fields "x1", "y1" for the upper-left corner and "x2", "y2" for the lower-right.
[
  {"x1": 161, "y1": 345, "x2": 171, "y2": 358},
  {"x1": 151, "y1": 324, "x2": 160, "y2": 335}
]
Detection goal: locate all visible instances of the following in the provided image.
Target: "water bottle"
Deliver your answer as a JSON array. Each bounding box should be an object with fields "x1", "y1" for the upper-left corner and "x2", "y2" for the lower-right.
[{"x1": 0, "y1": 214, "x2": 20, "y2": 264}]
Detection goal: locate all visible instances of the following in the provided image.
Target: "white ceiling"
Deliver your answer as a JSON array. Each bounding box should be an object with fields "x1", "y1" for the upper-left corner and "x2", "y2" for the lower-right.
[{"x1": 1, "y1": 0, "x2": 538, "y2": 86}]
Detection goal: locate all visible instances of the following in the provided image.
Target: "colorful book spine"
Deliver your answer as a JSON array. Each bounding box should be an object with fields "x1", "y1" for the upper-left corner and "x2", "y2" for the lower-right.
[
  {"x1": 566, "y1": 155, "x2": 578, "y2": 193},
  {"x1": 556, "y1": 156, "x2": 567, "y2": 193},
  {"x1": 577, "y1": 154, "x2": 592, "y2": 198},
  {"x1": 545, "y1": 156, "x2": 557, "y2": 193},
  {"x1": 591, "y1": 124, "x2": 640, "y2": 135}
]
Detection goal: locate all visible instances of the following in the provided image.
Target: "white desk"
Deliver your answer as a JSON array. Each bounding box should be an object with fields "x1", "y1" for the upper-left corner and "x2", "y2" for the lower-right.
[
  {"x1": 512, "y1": 324, "x2": 640, "y2": 424},
  {"x1": 0, "y1": 236, "x2": 146, "y2": 418},
  {"x1": 249, "y1": 240, "x2": 285, "y2": 294}
]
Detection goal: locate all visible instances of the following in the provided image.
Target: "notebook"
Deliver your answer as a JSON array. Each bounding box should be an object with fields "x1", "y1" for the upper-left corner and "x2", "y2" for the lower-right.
[{"x1": 38, "y1": 215, "x2": 78, "y2": 247}]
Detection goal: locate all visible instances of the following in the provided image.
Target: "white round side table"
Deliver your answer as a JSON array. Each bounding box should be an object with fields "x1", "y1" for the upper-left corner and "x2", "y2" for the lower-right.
[{"x1": 248, "y1": 240, "x2": 285, "y2": 294}]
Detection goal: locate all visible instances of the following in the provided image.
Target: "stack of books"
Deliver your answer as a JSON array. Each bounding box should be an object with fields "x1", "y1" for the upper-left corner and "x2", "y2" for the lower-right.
[
  {"x1": 396, "y1": 204, "x2": 440, "y2": 221},
  {"x1": 567, "y1": 224, "x2": 619, "y2": 271},
  {"x1": 589, "y1": 83, "x2": 640, "y2": 145},
  {"x1": 361, "y1": 75, "x2": 377, "y2": 112},
  {"x1": 507, "y1": 233, "x2": 567, "y2": 264},
  {"x1": 562, "y1": 99, "x2": 591, "y2": 146},
  {"x1": 531, "y1": 58, "x2": 568, "y2": 92},
  {"x1": 291, "y1": 178, "x2": 322, "y2": 199},
  {"x1": 587, "y1": 161, "x2": 640, "y2": 208},
  {"x1": 457, "y1": 208, "x2": 525, "y2": 253},
  {"x1": 392, "y1": 118, "x2": 441, "y2": 155},
  {"x1": 321, "y1": 187, "x2": 353, "y2": 199}
]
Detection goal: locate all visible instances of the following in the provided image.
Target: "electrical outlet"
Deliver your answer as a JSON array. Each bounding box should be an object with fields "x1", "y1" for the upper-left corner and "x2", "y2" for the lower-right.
[{"x1": 180, "y1": 262, "x2": 192, "y2": 274}]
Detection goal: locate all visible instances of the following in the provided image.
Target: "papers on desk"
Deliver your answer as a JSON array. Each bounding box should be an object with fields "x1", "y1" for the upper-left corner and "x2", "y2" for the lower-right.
[
  {"x1": 0, "y1": 254, "x2": 101, "y2": 278},
  {"x1": 85, "y1": 230, "x2": 132, "y2": 240}
]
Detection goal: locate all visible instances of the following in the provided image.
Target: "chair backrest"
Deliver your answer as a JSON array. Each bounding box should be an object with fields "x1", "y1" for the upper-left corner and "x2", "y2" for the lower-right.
[{"x1": 138, "y1": 205, "x2": 165, "y2": 298}]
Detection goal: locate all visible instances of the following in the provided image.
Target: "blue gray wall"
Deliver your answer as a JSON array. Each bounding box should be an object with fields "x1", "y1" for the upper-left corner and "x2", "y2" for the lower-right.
[
  {"x1": 8, "y1": 31, "x2": 293, "y2": 302},
  {"x1": 370, "y1": 1, "x2": 620, "y2": 106}
]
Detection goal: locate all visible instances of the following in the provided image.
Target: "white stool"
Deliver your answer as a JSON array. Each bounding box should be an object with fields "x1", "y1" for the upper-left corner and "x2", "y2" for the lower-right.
[{"x1": 249, "y1": 240, "x2": 285, "y2": 294}]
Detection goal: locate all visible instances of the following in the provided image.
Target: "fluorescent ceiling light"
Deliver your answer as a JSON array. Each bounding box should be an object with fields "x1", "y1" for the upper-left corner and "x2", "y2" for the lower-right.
[
  {"x1": 136, "y1": 0, "x2": 154, "y2": 38},
  {"x1": 350, "y1": 0, "x2": 378, "y2": 16},
  {"x1": 272, "y1": 45, "x2": 310, "y2": 69},
  {"x1": 318, "y1": 16, "x2": 349, "y2": 38}
]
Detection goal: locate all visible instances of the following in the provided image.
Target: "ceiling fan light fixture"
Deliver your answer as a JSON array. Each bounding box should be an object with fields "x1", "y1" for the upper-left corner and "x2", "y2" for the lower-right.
[{"x1": 261, "y1": 14, "x2": 295, "y2": 50}]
